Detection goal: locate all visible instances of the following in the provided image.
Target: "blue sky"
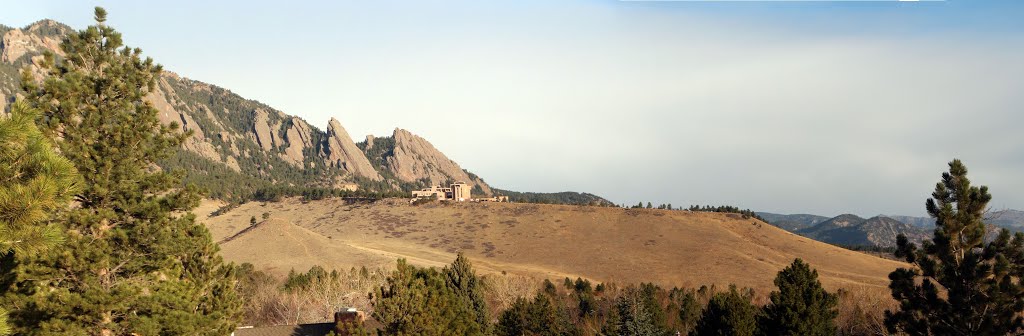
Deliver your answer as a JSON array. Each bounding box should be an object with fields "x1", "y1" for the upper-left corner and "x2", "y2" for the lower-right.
[{"x1": 4, "y1": 1, "x2": 1023, "y2": 216}]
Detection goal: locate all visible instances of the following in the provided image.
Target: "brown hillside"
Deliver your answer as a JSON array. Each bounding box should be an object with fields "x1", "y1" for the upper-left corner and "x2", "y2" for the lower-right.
[{"x1": 201, "y1": 198, "x2": 907, "y2": 293}]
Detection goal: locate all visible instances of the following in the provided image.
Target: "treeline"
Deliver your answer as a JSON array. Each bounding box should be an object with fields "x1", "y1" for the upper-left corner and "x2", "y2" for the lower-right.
[
  {"x1": 834, "y1": 244, "x2": 897, "y2": 254},
  {"x1": 688, "y1": 205, "x2": 767, "y2": 222},
  {"x1": 629, "y1": 202, "x2": 676, "y2": 209},
  {"x1": 476, "y1": 257, "x2": 841, "y2": 336},
  {"x1": 163, "y1": 150, "x2": 408, "y2": 204},
  {"x1": 624, "y1": 203, "x2": 768, "y2": 223},
  {"x1": 265, "y1": 255, "x2": 880, "y2": 335},
  {"x1": 494, "y1": 189, "x2": 614, "y2": 206},
  {"x1": 250, "y1": 185, "x2": 407, "y2": 202}
]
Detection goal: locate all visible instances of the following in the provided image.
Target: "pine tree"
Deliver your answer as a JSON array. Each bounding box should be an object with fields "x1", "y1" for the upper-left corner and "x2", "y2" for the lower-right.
[
  {"x1": 758, "y1": 258, "x2": 837, "y2": 336},
  {"x1": 331, "y1": 319, "x2": 372, "y2": 336},
  {"x1": 691, "y1": 286, "x2": 758, "y2": 336},
  {"x1": 885, "y1": 159, "x2": 1024, "y2": 335},
  {"x1": 443, "y1": 252, "x2": 490, "y2": 333},
  {"x1": 676, "y1": 291, "x2": 701, "y2": 334},
  {"x1": 0, "y1": 101, "x2": 78, "y2": 262},
  {"x1": 8, "y1": 7, "x2": 240, "y2": 335},
  {"x1": 614, "y1": 288, "x2": 662, "y2": 336},
  {"x1": 496, "y1": 297, "x2": 531, "y2": 336},
  {"x1": 374, "y1": 259, "x2": 482, "y2": 335},
  {"x1": 495, "y1": 292, "x2": 573, "y2": 336},
  {"x1": 0, "y1": 101, "x2": 79, "y2": 336}
]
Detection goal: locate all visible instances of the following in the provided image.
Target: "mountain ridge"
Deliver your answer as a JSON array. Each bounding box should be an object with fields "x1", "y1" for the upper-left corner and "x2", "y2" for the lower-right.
[
  {"x1": 764, "y1": 210, "x2": 1024, "y2": 248},
  {"x1": 0, "y1": 19, "x2": 610, "y2": 204},
  {"x1": 756, "y1": 212, "x2": 829, "y2": 231},
  {"x1": 796, "y1": 215, "x2": 930, "y2": 248}
]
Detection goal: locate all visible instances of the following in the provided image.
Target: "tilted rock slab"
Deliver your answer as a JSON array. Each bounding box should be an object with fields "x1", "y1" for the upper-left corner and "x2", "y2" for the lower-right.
[
  {"x1": 387, "y1": 128, "x2": 492, "y2": 196},
  {"x1": 325, "y1": 118, "x2": 382, "y2": 181}
]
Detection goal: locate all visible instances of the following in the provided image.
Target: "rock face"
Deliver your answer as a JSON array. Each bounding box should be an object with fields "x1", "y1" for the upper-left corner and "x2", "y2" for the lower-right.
[
  {"x1": 365, "y1": 135, "x2": 375, "y2": 150},
  {"x1": 146, "y1": 75, "x2": 235, "y2": 171},
  {"x1": 252, "y1": 109, "x2": 276, "y2": 151},
  {"x1": 1, "y1": 18, "x2": 506, "y2": 195},
  {"x1": 1, "y1": 21, "x2": 64, "y2": 63},
  {"x1": 325, "y1": 118, "x2": 381, "y2": 181},
  {"x1": 387, "y1": 128, "x2": 492, "y2": 195},
  {"x1": 282, "y1": 117, "x2": 314, "y2": 167},
  {"x1": 1, "y1": 20, "x2": 69, "y2": 113}
]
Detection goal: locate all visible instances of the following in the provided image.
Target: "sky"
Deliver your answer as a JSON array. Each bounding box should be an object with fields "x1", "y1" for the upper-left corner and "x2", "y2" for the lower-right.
[{"x1": 4, "y1": 0, "x2": 1023, "y2": 217}]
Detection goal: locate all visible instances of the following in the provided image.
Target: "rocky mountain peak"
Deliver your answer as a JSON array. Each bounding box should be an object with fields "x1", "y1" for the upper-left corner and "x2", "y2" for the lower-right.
[
  {"x1": 1, "y1": 24, "x2": 63, "y2": 64},
  {"x1": 797, "y1": 213, "x2": 929, "y2": 248},
  {"x1": 387, "y1": 128, "x2": 492, "y2": 196},
  {"x1": 1, "y1": 18, "x2": 515, "y2": 199},
  {"x1": 325, "y1": 118, "x2": 382, "y2": 181}
]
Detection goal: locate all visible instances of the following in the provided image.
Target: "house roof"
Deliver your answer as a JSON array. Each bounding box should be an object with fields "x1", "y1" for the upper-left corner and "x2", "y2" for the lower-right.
[{"x1": 233, "y1": 323, "x2": 335, "y2": 336}]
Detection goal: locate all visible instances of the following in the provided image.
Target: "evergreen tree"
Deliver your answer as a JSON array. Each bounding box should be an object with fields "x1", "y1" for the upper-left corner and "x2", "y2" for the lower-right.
[
  {"x1": 330, "y1": 319, "x2": 372, "y2": 336},
  {"x1": 638, "y1": 283, "x2": 670, "y2": 333},
  {"x1": 496, "y1": 297, "x2": 530, "y2": 336},
  {"x1": 0, "y1": 101, "x2": 78, "y2": 261},
  {"x1": 600, "y1": 302, "x2": 622, "y2": 336},
  {"x1": 676, "y1": 291, "x2": 701, "y2": 334},
  {"x1": 496, "y1": 292, "x2": 574, "y2": 336},
  {"x1": 443, "y1": 252, "x2": 490, "y2": 333},
  {"x1": 758, "y1": 259, "x2": 837, "y2": 336},
  {"x1": 374, "y1": 259, "x2": 482, "y2": 336},
  {"x1": 544, "y1": 279, "x2": 558, "y2": 296},
  {"x1": 885, "y1": 159, "x2": 1024, "y2": 335},
  {"x1": 0, "y1": 101, "x2": 79, "y2": 336},
  {"x1": 614, "y1": 288, "x2": 662, "y2": 336},
  {"x1": 691, "y1": 286, "x2": 758, "y2": 336},
  {"x1": 8, "y1": 7, "x2": 240, "y2": 334}
]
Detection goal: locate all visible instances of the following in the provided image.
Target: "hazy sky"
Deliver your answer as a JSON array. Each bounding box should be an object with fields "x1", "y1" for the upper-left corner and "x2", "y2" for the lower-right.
[{"x1": 4, "y1": 1, "x2": 1023, "y2": 217}]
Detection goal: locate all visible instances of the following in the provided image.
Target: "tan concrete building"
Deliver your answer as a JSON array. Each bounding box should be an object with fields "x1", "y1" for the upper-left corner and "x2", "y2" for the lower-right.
[
  {"x1": 474, "y1": 196, "x2": 509, "y2": 203},
  {"x1": 411, "y1": 182, "x2": 472, "y2": 201}
]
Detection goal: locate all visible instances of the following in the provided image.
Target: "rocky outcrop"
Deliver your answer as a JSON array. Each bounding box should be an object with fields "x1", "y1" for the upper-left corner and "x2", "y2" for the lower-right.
[
  {"x1": 252, "y1": 109, "x2": 276, "y2": 151},
  {"x1": 282, "y1": 117, "x2": 314, "y2": 167},
  {"x1": 365, "y1": 135, "x2": 375, "y2": 150},
  {"x1": 146, "y1": 76, "x2": 238, "y2": 171},
  {"x1": 324, "y1": 118, "x2": 381, "y2": 181},
  {"x1": 387, "y1": 128, "x2": 492, "y2": 196},
  {"x1": 1, "y1": 19, "x2": 507, "y2": 194},
  {"x1": 1, "y1": 23, "x2": 63, "y2": 63}
]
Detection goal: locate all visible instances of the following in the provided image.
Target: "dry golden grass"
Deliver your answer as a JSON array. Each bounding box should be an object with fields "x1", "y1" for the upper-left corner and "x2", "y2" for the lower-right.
[{"x1": 201, "y1": 197, "x2": 907, "y2": 298}]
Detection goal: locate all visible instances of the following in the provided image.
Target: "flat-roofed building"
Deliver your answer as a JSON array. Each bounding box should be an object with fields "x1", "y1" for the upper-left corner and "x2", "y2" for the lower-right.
[{"x1": 411, "y1": 182, "x2": 472, "y2": 201}]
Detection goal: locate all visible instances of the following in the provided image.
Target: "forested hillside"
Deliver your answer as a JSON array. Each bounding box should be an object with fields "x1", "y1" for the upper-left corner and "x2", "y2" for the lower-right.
[{"x1": 0, "y1": 19, "x2": 601, "y2": 204}]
